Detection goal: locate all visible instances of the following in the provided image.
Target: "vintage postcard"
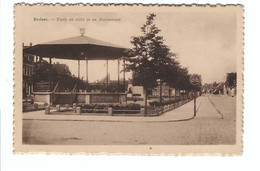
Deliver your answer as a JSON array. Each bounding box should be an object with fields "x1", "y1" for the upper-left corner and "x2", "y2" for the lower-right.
[{"x1": 14, "y1": 4, "x2": 244, "y2": 155}]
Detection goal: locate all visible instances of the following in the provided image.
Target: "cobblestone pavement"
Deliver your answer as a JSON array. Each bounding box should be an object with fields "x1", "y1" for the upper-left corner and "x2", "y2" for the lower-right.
[{"x1": 23, "y1": 94, "x2": 236, "y2": 145}]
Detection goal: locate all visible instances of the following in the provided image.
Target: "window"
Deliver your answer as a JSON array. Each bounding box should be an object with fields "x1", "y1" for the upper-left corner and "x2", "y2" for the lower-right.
[
  {"x1": 26, "y1": 66, "x2": 28, "y2": 76},
  {"x1": 26, "y1": 66, "x2": 29, "y2": 76}
]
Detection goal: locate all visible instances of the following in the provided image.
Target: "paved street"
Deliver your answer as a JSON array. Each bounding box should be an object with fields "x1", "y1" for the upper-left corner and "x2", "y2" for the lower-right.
[{"x1": 23, "y1": 94, "x2": 236, "y2": 145}]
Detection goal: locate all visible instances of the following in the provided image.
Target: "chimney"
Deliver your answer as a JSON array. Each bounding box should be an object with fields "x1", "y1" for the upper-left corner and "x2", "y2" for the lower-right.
[
  {"x1": 22, "y1": 43, "x2": 24, "y2": 47},
  {"x1": 30, "y1": 42, "x2": 32, "y2": 46}
]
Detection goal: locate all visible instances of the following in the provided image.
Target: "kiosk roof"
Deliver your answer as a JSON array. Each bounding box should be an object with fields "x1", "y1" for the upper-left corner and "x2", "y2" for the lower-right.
[{"x1": 24, "y1": 35, "x2": 130, "y2": 60}]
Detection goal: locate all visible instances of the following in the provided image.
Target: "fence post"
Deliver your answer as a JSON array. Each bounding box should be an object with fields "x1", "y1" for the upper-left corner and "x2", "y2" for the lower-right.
[
  {"x1": 76, "y1": 107, "x2": 81, "y2": 115},
  {"x1": 45, "y1": 106, "x2": 50, "y2": 114},
  {"x1": 140, "y1": 108, "x2": 145, "y2": 116},
  {"x1": 73, "y1": 103, "x2": 77, "y2": 112},
  {"x1": 171, "y1": 104, "x2": 173, "y2": 110},
  {"x1": 76, "y1": 107, "x2": 81, "y2": 114},
  {"x1": 65, "y1": 104, "x2": 70, "y2": 110},
  {"x1": 33, "y1": 103, "x2": 39, "y2": 110},
  {"x1": 108, "y1": 107, "x2": 113, "y2": 116}
]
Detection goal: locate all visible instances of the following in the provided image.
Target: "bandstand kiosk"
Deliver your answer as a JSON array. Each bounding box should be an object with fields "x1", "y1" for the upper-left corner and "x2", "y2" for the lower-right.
[{"x1": 23, "y1": 29, "x2": 131, "y2": 106}]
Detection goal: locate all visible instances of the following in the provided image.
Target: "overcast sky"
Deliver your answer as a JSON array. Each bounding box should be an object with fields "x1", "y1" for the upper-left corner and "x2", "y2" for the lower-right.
[{"x1": 21, "y1": 9, "x2": 237, "y2": 84}]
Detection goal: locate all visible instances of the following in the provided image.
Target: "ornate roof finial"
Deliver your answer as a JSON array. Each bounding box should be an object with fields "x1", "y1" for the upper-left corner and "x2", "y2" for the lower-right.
[{"x1": 80, "y1": 28, "x2": 85, "y2": 36}]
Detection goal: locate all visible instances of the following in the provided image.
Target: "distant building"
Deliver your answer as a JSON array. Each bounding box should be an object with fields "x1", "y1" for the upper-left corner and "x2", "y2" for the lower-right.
[
  {"x1": 127, "y1": 84, "x2": 145, "y2": 98},
  {"x1": 53, "y1": 62, "x2": 70, "y2": 75},
  {"x1": 127, "y1": 82, "x2": 177, "y2": 99},
  {"x1": 225, "y1": 72, "x2": 237, "y2": 97},
  {"x1": 212, "y1": 82, "x2": 225, "y2": 95},
  {"x1": 23, "y1": 44, "x2": 35, "y2": 98},
  {"x1": 202, "y1": 76, "x2": 236, "y2": 97},
  {"x1": 151, "y1": 83, "x2": 175, "y2": 97},
  {"x1": 202, "y1": 82, "x2": 225, "y2": 95}
]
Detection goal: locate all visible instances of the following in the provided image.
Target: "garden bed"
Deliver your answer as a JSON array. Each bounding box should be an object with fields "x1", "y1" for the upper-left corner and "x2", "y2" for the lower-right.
[
  {"x1": 23, "y1": 102, "x2": 46, "y2": 112},
  {"x1": 147, "y1": 98, "x2": 193, "y2": 116},
  {"x1": 127, "y1": 97, "x2": 144, "y2": 102},
  {"x1": 80, "y1": 103, "x2": 141, "y2": 114}
]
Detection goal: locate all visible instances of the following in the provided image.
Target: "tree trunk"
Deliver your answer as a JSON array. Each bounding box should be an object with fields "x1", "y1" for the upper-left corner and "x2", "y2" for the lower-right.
[
  {"x1": 145, "y1": 89, "x2": 148, "y2": 115},
  {"x1": 174, "y1": 88, "x2": 176, "y2": 101},
  {"x1": 168, "y1": 87, "x2": 171, "y2": 101},
  {"x1": 159, "y1": 80, "x2": 162, "y2": 103}
]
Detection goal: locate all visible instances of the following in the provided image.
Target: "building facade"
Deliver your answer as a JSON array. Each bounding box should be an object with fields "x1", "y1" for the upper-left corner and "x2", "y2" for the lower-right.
[
  {"x1": 23, "y1": 46, "x2": 35, "y2": 98},
  {"x1": 151, "y1": 83, "x2": 175, "y2": 97}
]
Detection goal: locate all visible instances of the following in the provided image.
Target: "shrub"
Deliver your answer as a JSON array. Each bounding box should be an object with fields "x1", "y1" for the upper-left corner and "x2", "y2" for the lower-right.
[
  {"x1": 81, "y1": 104, "x2": 109, "y2": 109},
  {"x1": 149, "y1": 101, "x2": 161, "y2": 107},
  {"x1": 80, "y1": 103, "x2": 141, "y2": 111},
  {"x1": 127, "y1": 97, "x2": 144, "y2": 101},
  {"x1": 33, "y1": 103, "x2": 39, "y2": 110},
  {"x1": 149, "y1": 99, "x2": 182, "y2": 107},
  {"x1": 112, "y1": 103, "x2": 141, "y2": 114},
  {"x1": 126, "y1": 103, "x2": 141, "y2": 110},
  {"x1": 65, "y1": 104, "x2": 70, "y2": 109}
]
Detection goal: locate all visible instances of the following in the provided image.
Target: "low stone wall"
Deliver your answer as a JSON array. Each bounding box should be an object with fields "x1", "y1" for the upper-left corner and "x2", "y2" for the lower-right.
[
  {"x1": 44, "y1": 98, "x2": 193, "y2": 116},
  {"x1": 89, "y1": 94, "x2": 126, "y2": 104},
  {"x1": 45, "y1": 105, "x2": 143, "y2": 116},
  {"x1": 34, "y1": 92, "x2": 127, "y2": 105},
  {"x1": 34, "y1": 93, "x2": 51, "y2": 105},
  {"x1": 23, "y1": 102, "x2": 45, "y2": 112}
]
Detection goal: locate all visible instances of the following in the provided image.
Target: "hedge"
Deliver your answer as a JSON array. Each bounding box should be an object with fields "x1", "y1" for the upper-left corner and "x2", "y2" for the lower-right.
[
  {"x1": 149, "y1": 98, "x2": 186, "y2": 107},
  {"x1": 80, "y1": 103, "x2": 141, "y2": 110}
]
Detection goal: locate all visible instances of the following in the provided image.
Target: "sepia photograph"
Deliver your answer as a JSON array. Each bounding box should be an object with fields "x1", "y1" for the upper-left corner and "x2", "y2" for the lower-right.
[{"x1": 13, "y1": 4, "x2": 243, "y2": 154}]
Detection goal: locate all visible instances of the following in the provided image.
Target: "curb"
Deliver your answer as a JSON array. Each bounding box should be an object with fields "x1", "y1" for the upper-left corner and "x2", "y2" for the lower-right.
[{"x1": 23, "y1": 115, "x2": 195, "y2": 123}]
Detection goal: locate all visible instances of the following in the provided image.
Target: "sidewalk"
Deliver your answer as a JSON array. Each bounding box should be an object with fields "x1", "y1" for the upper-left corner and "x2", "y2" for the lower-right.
[{"x1": 23, "y1": 97, "x2": 203, "y2": 123}]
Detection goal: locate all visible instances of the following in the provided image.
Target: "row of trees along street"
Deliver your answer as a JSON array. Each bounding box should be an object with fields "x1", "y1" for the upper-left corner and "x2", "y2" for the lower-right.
[{"x1": 125, "y1": 13, "x2": 202, "y2": 114}]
